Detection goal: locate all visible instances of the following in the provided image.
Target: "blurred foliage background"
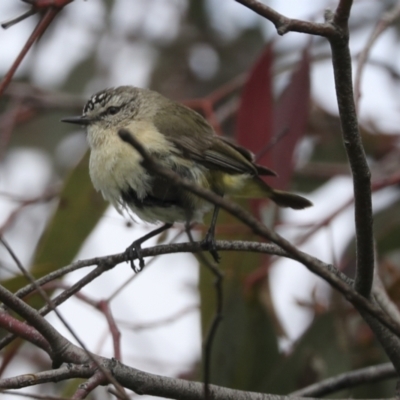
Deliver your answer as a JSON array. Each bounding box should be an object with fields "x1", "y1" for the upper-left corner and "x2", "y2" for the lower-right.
[{"x1": 1, "y1": 0, "x2": 400, "y2": 398}]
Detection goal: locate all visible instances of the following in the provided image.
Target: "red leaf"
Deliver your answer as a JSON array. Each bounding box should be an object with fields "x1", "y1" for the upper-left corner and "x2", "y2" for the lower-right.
[
  {"x1": 235, "y1": 44, "x2": 274, "y2": 216},
  {"x1": 271, "y1": 49, "x2": 311, "y2": 190},
  {"x1": 235, "y1": 43, "x2": 274, "y2": 162},
  {"x1": 235, "y1": 46, "x2": 311, "y2": 288}
]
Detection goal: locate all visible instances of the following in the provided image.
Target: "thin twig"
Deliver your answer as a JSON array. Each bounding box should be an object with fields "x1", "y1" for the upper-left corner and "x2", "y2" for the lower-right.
[
  {"x1": 11, "y1": 240, "x2": 288, "y2": 306},
  {"x1": 97, "y1": 300, "x2": 121, "y2": 361},
  {"x1": 0, "y1": 262, "x2": 113, "y2": 350},
  {"x1": 238, "y1": 0, "x2": 400, "y2": 374},
  {"x1": 0, "y1": 390, "x2": 71, "y2": 400},
  {"x1": 0, "y1": 239, "x2": 79, "y2": 362},
  {"x1": 106, "y1": 225, "x2": 187, "y2": 302},
  {"x1": 0, "y1": 189, "x2": 58, "y2": 237},
  {"x1": 328, "y1": 2, "x2": 375, "y2": 298},
  {"x1": 354, "y1": 0, "x2": 400, "y2": 110},
  {"x1": 235, "y1": 0, "x2": 335, "y2": 36},
  {"x1": 333, "y1": 0, "x2": 354, "y2": 26},
  {"x1": 0, "y1": 311, "x2": 50, "y2": 353},
  {"x1": 186, "y1": 227, "x2": 223, "y2": 400},
  {"x1": 373, "y1": 274, "x2": 400, "y2": 328},
  {"x1": 0, "y1": 237, "x2": 95, "y2": 367},
  {"x1": 117, "y1": 129, "x2": 400, "y2": 338},
  {"x1": 0, "y1": 348, "x2": 395, "y2": 400},
  {"x1": 0, "y1": 251, "x2": 128, "y2": 399},
  {"x1": 71, "y1": 370, "x2": 108, "y2": 400},
  {"x1": 291, "y1": 362, "x2": 396, "y2": 397},
  {"x1": 117, "y1": 305, "x2": 198, "y2": 331},
  {"x1": 0, "y1": 9, "x2": 59, "y2": 97}
]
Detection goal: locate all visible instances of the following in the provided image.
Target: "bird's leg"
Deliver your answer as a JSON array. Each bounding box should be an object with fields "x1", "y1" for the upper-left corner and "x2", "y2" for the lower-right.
[
  {"x1": 202, "y1": 204, "x2": 221, "y2": 263},
  {"x1": 125, "y1": 223, "x2": 173, "y2": 272}
]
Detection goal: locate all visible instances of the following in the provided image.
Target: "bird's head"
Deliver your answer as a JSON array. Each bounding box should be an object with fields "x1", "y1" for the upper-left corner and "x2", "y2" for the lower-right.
[{"x1": 61, "y1": 86, "x2": 159, "y2": 130}]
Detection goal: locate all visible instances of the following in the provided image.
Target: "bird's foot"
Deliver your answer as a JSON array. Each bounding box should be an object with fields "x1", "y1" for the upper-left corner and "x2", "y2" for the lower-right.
[
  {"x1": 125, "y1": 241, "x2": 145, "y2": 273},
  {"x1": 202, "y1": 231, "x2": 221, "y2": 263}
]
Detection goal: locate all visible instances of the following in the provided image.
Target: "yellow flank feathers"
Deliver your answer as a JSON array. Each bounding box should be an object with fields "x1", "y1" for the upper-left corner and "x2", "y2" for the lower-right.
[{"x1": 220, "y1": 173, "x2": 271, "y2": 198}]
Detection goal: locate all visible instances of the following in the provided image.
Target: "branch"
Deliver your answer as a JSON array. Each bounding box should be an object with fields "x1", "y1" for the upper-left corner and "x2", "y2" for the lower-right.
[
  {"x1": 0, "y1": 283, "x2": 77, "y2": 362},
  {"x1": 0, "y1": 9, "x2": 59, "y2": 97},
  {"x1": 117, "y1": 130, "x2": 400, "y2": 339},
  {"x1": 0, "y1": 241, "x2": 286, "y2": 350},
  {"x1": 0, "y1": 1, "x2": 74, "y2": 96},
  {"x1": 0, "y1": 348, "x2": 394, "y2": 400},
  {"x1": 71, "y1": 370, "x2": 110, "y2": 400},
  {"x1": 354, "y1": 0, "x2": 400, "y2": 108},
  {"x1": 185, "y1": 227, "x2": 223, "y2": 400},
  {"x1": 373, "y1": 274, "x2": 400, "y2": 327},
  {"x1": 0, "y1": 262, "x2": 114, "y2": 350},
  {"x1": 327, "y1": 2, "x2": 374, "y2": 298},
  {"x1": 333, "y1": 0, "x2": 353, "y2": 26},
  {"x1": 0, "y1": 391, "x2": 71, "y2": 400},
  {"x1": 234, "y1": 0, "x2": 335, "y2": 36},
  {"x1": 0, "y1": 363, "x2": 94, "y2": 389},
  {"x1": 291, "y1": 362, "x2": 395, "y2": 397},
  {"x1": 236, "y1": 0, "x2": 387, "y2": 366},
  {"x1": 97, "y1": 300, "x2": 122, "y2": 361},
  {"x1": 0, "y1": 236, "x2": 102, "y2": 369},
  {"x1": 0, "y1": 311, "x2": 50, "y2": 353},
  {"x1": 10, "y1": 240, "x2": 290, "y2": 303},
  {"x1": 0, "y1": 358, "x2": 328, "y2": 400},
  {"x1": 237, "y1": 0, "x2": 374, "y2": 301}
]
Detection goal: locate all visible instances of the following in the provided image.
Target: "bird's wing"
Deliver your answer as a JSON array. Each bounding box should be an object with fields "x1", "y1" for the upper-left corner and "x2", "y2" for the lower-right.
[{"x1": 153, "y1": 103, "x2": 274, "y2": 176}]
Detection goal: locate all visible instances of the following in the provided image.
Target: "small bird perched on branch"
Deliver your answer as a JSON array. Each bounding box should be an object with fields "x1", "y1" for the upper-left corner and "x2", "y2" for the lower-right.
[{"x1": 62, "y1": 86, "x2": 312, "y2": 270}]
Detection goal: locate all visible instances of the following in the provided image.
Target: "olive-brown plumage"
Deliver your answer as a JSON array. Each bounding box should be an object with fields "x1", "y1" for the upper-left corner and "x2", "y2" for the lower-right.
[{"x1": 62, "y1": 86, "x2": 312, "y2": 270}]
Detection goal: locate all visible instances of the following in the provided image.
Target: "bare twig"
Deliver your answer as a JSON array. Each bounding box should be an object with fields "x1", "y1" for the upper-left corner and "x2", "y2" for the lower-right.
[
  {"x1": 1, "y1": 8, "x2": 38, "y2": 30},
  {"x1": 333, "y1": 0, "x2": 353, "y2": 26},
  {"x1": 0, "y1": 390, "x2": 71, "y2": 400},
  {"x1": 185, "y1": 227, "x2": 223, "y2": 400},
  {"x1": 373, "y1": 274, "x2": 400, "y2": 328},
  {"x1": 237, "y1": 0, "x2": 374, "y2": 301},
  {"x1": 239, "y1": 0, "x2": 400, "y2": 373},
  {"x1": 71, "y1": 370, "x2": 108, "y2": 400},
  {"x1": 0, "y1": 9, "x2": 58, "y2": 97},
  {"x1": 117, "y1": 305, "x2": 198, "y2": 331},
  {"x1": 117, "y1": 129, "x2": 400, "y2": 339},
  {"x1": 0, "y1": 311, "x2": 50, "y2": 353},
  {"x1": 326, "y1": 2, "x2": 375, "y2": 298},
  {"x1": 0, "y1": 189, "x2": 58, "y2": 237},
  {"x1": 10, "y1": 240, "x2": 288, "y2": 306},
  {"x1": 0, "y1": 335, "x2": 396, "y2": 400},
  {"x1": 235, "y1": 0, "x2": 335, "y2": 36},
  {"x1": 0, "y1": 245, "x2": 128, "y2": 398},
  {"x1": 0, "y1": 281, "x2": 80, "y2": 362},
  {"x1": 0, "y1": 281, "x2": 128, "y2": 399},
  {"x1": 354, "y1": 0, "x2": 400, "y2": 109},
  {"x1": 0, "y1": 262, "x2": 113, "y2": 350},
  {"x1": 0, "y1": 237, "x2": 97, "y2": 368},
  {"x1": 0, "y1": 359, "x2": 332, "y2": 400},
  {"x1": 105, "y1": 226, "x2": 187, "y2": 302},
  {"x1": 97, "y1": 300, "x2": 121, "y2": 361},
  {"x1": 291, "y1": 362, "x2": 396, "y2": 397}
]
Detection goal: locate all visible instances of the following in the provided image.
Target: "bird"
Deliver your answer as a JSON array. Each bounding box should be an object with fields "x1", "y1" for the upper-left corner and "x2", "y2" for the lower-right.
[{"x1": 61, "y1": 86, "x2": 312, "y2": 271}]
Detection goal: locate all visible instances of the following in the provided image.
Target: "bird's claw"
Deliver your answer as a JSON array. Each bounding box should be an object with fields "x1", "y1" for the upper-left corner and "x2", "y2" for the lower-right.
[
  {"x1": 125, "y1": 242, "x2": 145, "y2": 273},
  {"x1": 202, "y1": 231, "x2": 221, "y2": 263}
]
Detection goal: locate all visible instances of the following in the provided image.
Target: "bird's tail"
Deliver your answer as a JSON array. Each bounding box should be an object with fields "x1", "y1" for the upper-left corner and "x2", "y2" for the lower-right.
[
  {"x1": 232, "y1": 176, "x2": 312, "y2": 210},
  {"x1": 269, "y1": 188, "x2": 312, "y2": 209}
]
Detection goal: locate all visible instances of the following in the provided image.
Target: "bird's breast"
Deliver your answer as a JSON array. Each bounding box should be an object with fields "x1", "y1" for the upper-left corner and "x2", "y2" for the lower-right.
[{"x1": 86, "y1": 120, "x2": 196, "y2": 218}]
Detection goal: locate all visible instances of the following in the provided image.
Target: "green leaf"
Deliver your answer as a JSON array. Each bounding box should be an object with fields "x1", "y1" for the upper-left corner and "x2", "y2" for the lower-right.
[
  {"x1": 198, "y1": 202, "x2": 281, "y2": 391},
  {"x1": 261, "y1": 312, "x2": 352, "y2": 395},
  {"x1": 2, "y1": 151, "x2": 107, "y2": 293}
]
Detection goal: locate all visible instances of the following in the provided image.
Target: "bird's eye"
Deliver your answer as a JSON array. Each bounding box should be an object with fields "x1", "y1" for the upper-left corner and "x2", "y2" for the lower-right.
[{"x1": 107, "y1": 106, "x2": 120, "y2": 115}]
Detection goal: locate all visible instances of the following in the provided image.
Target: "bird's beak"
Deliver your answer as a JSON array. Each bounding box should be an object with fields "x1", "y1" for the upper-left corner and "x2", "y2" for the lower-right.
[{"x1": 61, "y1": 116, "x2": 91, "y2": 126}]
